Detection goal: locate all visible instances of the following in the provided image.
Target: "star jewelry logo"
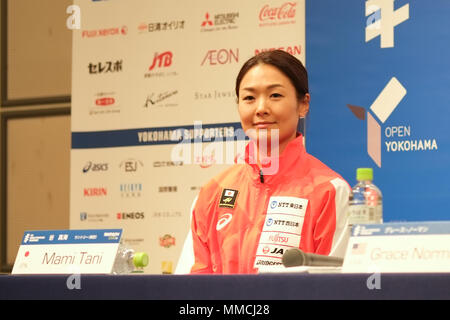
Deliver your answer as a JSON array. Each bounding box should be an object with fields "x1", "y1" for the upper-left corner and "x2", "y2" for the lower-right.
[{"x1": 365, "y1": 0, "x2": 409, "y2": 48}]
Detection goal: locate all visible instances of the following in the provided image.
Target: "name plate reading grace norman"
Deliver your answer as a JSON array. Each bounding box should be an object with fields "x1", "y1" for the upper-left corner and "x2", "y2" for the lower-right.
[
  {"x1": 12, "y1": 229, "x2": 122, "y2": 274},
  {"x1": 342, "y1": 221, "x2": 450, "y2": 273}
]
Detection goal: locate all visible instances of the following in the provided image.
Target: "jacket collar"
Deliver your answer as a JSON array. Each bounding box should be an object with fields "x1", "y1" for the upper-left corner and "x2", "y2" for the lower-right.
[{"x1": 244, "y1": 133, "x2": 306, "y2": 185}]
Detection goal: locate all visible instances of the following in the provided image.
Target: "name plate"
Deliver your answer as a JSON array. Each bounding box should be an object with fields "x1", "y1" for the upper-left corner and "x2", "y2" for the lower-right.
[
  {"x1": 342, "y1": 221, "x2": 450, "y2": 273},
  {"x1": 12, "y1": 229, "x2": 122, "y2": 274}
]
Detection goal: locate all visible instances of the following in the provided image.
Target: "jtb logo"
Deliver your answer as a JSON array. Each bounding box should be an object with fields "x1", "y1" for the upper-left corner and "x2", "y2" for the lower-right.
[
  {"x1": 365, "y1": 0, "x2": 409, "y2": 48},
  {"x1": 149, "y1": 51, "x2": 173, "y2": 70},
  {"x1": 347, "y1": 77, "x2": 407, "y2": 167}
]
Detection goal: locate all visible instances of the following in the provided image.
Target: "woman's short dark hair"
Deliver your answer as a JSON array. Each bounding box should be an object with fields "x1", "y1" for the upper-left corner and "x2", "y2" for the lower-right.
[{"x1": 235, "y1": 50, "x2": 309, "y2": 100}]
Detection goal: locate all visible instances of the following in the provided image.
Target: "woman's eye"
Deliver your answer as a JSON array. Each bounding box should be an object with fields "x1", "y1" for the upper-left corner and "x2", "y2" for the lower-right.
[
  {"x1": 271, "y1": 93, "x2": 283, "y2": 98},
  {"x1": 243, "y1": 96, "x2": 254, "y2": 101}
]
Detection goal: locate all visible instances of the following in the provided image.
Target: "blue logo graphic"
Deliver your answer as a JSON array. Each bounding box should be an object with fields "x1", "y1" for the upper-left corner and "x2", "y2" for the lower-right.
[{"x1": 270, "y1": 201, "x2": 278, "y2": 209}]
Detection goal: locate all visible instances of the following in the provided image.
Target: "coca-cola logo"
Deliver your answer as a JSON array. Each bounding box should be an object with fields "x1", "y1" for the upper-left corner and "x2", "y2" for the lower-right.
[{"x1": 259, "y1": 2, "x2": 297, "y2": 21}]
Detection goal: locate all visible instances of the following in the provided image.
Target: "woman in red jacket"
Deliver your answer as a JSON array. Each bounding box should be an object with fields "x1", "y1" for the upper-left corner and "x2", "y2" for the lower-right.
[{"x1": 178, "y1": 50, "x2": 351, "y2": 274}]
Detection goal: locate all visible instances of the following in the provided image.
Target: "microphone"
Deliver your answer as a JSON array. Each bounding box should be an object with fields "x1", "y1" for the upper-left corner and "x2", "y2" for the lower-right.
[{"x1": 282, "y1": 248, "x2": 343, "y2": 267}]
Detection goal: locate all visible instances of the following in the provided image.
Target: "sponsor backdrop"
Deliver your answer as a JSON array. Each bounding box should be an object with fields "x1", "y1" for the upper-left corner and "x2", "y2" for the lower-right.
[
  {"x1": 306, "y1": 0, "x2": 449, "y2": 223},
  {"x1": 71, "y1": 0, "x2": 448, "y2": 274},
  {"x1": 70, "y1": 0, "x2": 305, "y2": 273}
]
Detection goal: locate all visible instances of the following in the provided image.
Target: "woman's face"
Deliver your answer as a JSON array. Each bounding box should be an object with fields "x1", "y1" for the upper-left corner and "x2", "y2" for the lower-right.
[{"x1": 238, "y1": 63, "x2": 310, "y2": 155}]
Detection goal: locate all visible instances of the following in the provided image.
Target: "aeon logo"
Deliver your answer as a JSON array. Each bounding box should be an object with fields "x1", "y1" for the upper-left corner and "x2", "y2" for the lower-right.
[
  {"x1": 201, "y1": 49, "x2": 239, "y2": 66},
  {"x1": 259, "y1": 2, "x2": 297, "y2": 21},
  {"x1": 149, "y1": 51, "x2": 173, "y2": 71}
]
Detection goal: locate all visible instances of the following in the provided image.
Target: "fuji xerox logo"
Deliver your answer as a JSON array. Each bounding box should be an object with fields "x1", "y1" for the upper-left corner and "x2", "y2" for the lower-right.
[
  {"x1": 365, "y1": 0, "x2": 409, "y2": 48},
  {"x1": 348, "y1": 77, "x2": 438, "y2": 167}
]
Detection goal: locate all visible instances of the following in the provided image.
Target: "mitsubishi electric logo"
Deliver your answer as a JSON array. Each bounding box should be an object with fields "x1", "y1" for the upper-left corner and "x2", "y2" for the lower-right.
[
  {"x1": 365, "y1": 0, "x2": 409, "y2": 48},
  {"x1": 348, "y1": 77, "x2": 438, "y2": 167}
]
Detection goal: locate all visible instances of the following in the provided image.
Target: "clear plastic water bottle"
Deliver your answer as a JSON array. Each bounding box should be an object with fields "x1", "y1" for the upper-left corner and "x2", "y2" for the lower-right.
[
  {"x1": 348, "y1": 168, "x2": 383, "y2": 225},
  {"x1": 111, "y1": 243, "x2": 149, "y2": 274}
]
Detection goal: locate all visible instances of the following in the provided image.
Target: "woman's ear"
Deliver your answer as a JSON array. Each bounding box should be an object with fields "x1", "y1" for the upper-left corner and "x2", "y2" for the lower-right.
[{"x1": 298, "y1": 93, "x2": 310, "y2": 118}]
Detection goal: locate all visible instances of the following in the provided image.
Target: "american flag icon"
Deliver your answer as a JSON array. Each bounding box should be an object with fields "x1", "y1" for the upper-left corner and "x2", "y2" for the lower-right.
[{"x1": 352, "y1": 243, "x2": 367, "y2": 255}]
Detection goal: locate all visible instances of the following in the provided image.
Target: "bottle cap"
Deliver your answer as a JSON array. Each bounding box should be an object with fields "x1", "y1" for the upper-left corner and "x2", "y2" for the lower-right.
[
  {"x1": 133, "y1": 252, "x2": 149, "y2": 268},
  {"x1": 356, "y1": 168, "x2": 373, "y2": 181}
]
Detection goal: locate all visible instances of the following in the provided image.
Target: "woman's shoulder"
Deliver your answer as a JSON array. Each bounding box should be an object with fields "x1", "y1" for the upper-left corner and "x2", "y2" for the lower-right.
[
  {"x1": 201, "y1": 163, "x2": 247, "y2": 191},
  {"x1": 200, "y1": 164, "x2": 245, "y2": 195},
  {"x1": 303, "y1": 153, "x2": 350, "y2": 190}
]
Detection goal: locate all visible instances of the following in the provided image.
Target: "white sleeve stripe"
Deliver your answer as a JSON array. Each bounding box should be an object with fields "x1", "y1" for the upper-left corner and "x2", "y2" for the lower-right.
[
  {"x1": 329, "y1": 178, "x2": 351, "y2": 258},
  {"x1": 174, "y1": 195, "x2": 198, "y2": 274}
]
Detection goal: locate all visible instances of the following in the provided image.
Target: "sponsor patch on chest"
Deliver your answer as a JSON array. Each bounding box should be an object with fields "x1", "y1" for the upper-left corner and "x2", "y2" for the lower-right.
[
  {"x1": 267, "y1": 196, "x2": 308, "y2": 216},
  {"x1": 253, "y1": 196, "x2": 309, "y2": 270},
  {"x1": 218, "y1": 188, "x2": 239, "y2": 209}
]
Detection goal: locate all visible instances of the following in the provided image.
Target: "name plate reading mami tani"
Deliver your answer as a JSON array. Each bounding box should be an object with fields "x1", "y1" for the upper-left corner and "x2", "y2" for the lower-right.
[
  {"x1": 12, "y1": 229, "x2": 122, "y2": 274},
  {"x1": 342, "y1": 221, "x2": 450, "y2": 273}
]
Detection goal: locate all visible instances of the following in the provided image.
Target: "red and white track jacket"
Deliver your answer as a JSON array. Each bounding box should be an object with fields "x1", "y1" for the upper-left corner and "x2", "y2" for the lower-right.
[{"x1": 186, "y1": 134, "x2": 351, "y2": 274}]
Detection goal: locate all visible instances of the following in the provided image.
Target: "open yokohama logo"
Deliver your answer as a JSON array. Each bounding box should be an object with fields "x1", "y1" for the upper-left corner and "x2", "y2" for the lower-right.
[{"x1": 347, "y1": 77, "x2": 406, "y2": 167}]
